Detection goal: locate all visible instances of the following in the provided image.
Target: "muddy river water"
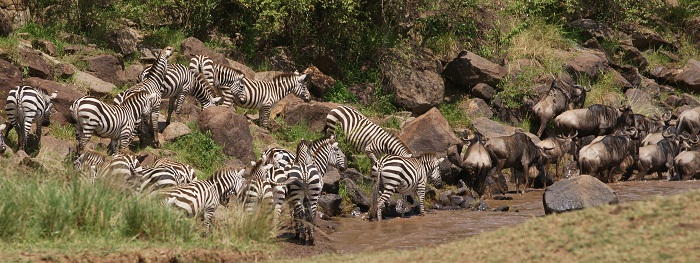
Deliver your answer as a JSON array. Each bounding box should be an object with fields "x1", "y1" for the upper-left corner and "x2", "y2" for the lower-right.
[{"x1": 325, "y1": 180, "x2": 700, "y2": 254}]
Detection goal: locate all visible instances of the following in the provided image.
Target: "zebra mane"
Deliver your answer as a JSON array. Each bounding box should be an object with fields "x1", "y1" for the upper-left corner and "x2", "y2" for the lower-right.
[
  {"x1": 416, "y1": 152, "x2": 442, "y2": 161},
  {"x1": 271, "y1": 72, "x2": 299, "y2": 80}
]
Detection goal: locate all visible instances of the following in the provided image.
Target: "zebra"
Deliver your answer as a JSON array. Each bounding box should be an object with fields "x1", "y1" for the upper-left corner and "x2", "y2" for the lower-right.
[
  {"x1": 285, "y1": 140, "x2": 322, "y2": 245},
  {"x1": 323, "y1": 105, "x2": 413, "y2": 164},
  {"x1": 307, "y1": 135, "x2": 348, "y2": 176},
  {"x1": 131, "y1": 63, "x2": 222, "y2": 125},
  {"x1": 241, "y1": 155, "x2": 299, "y2": 214},
  {"x1": 370, "y1": 153, "x2": 444, "y2": 221},
  {"x1": 160, "y1": 166, "x2": 246, "y2": 230},
  {"x1": 0, "y1": 122, "x2": 7, "y2": 153},
  {"x1": 71, "y1": 89, "x2": 160, "y2": 155},
  {"x1": 152, "y1": 157, "x2": 197, "y2": 183},
  {"x1": 139, "y1": 158, "x2": 197, "y2": 193},
  {"x1": 234, "y1": 72, "x2": 311, "y2": 128},
  {"x1": 109, "y1": 46, "x2": 172, "y2": 148},
  {"x1": 73, "y1": 150, "x2": 146, "y2": 185},
  {"x1": 188, "y1": 55, "x2": 245, "y2": 107},
  {"x1": 4, "y1": 86, "x2": 57, "y2": 152}
]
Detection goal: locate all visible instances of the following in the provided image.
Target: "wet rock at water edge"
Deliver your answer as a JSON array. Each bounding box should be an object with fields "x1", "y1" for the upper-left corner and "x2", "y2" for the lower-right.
[
  {"x1": 543, "y1": 174, "x2": 619, "y2": 214},
  {"x1": 318, "y1": 194, "x2": 343, "y2": 217}
]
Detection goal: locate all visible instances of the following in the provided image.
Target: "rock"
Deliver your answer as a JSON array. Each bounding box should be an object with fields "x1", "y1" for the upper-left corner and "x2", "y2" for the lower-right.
[
  {"x1": 617, "y1": 45, "x2": 648, "y2": 70},
  {"x1": 0, "y1": 58, "x2": 22, "y2": 93},
  {"x1": 180, "y1": 37, "x2": 231, "y2": 67},
  {"x1": 442, "y1": 50, "x2": 507, "y2": 91},
  {"x1": 108, "y1": 27, "x2": 141, "y2": 56},
  {"x1": 226, "y1": 59, "x2": 256, "y2": 80},
  {"x1": 31, "y1": 39, "x2": 56, "y2": 56},
  {"x1": 323, "y1": 167, "x2": 342, "y2": 194},
  {"x1": 23, "y1": 77, "x2": 86, "y2": 126},
  {"x1": 680, "y1": 93, "x2": 700, "y2": 108},
  {"x1": 255, "y1": 71, "x2": 286, "y2": 81},
  {"x1": 565, "y1": 50, "x2": 608, "y2": 81},
  {"x1": 73, "y1": 70, "x2": 116, "y2": 97},
  {"x1": 348, "y1": 83, "x2": 375, "y2": 106},
  {"x1": 439, "y1": 190, "x2": 453, "y2": 206},
  {"x1": 582, "y1": 37, "x2": 603, "y2": 50},
  {"x1": 303, "y1": 65, "x2": 336, "y2": 98},
  {"x1": 493, "y1": 206, "x2": 510, "y2": 212},
  {"x1": 543, "y1": 174, "x2": 619, "y2": 214},
  {"x1": 63, "y1": 45, "x2": 82, "y2": 55},
  {"x1": 341, "y1": 178, "x2": 371, "y2": 212},
  {"x1": 37, "y1": 135, "x2": 72, "y2": 161},
  {"x1": 382, "y1": 48, "x2": 444, "y2": 114},
  {"x1": 610, "y1": 69, "x2": 633, "y2": 91},
  {"x1": 566, "y1": 19, "x2": 617, "y2": 41},
  {"x1": 450, "y1": 195, "x2": 465, "y2": 206},
  {"x1": 139, "y1": 48, "x2": 156, "y2": 63},
  {"x1": 471, "y1": 83, "x2": 495, "y2": 101},
  {"x1": 613, "y1": 65, "x2": 642, "y2": 88},
  {"x1": 162, "y1": 122, "x2": 192, "y2": 142},
  {"x1": 17, "y1": 46, "x2": 53, "y2": 79},
  {"x1": 340, "y1": 168, "x2": 369, "y2": 183},
  {"x1": 648, "y1": 65, "x2": 679, "y2": 84},
  {"x1": 0, "y1": 9, "x2": 12, "y2": 37},
  {"x1": 57, "y1": 63, "x2": 75, "y2": 79},
  {"x1": 313, "y1": 54, "x2": 343, "y2": 79},
  {"x1": 87, "y1": 54, "x2": 128, "y2": 87},
  {"x1": 318, "y1": 193, "x2": 343, "y2": 217},
  {"x1": 124, "y1": 64, "x2": 144, "y2": 84},
  {"x1": 664, "y1": 95, "x2": 683, "y2": 108},
  {"x1": 197, "y1": 106, "x2": 255, "y2": 162},
  {"x1": 12, "y1": 150, "x2": 39, "y2": 168},
  {"x1": 280, "y1": 97, "x2": 335, "y2": 132},
  {"x1": 625, "y1": 89, "x2": 655, "y2": 114},
  {"x1": 687, "y1": 16, "x2": 700, "y2": 46},
  {"x1": 400, "y1": 107, "x2": 460, "y2": 156},
  {"x1": 460, "y1": 98, "x2": 493, "y2": 118},
  {"x1": 674, "y1": 60, "x2": 700, "y2": 92},
  {"x1": 630, "y1": 30, "x2": 677, "y2": 51},
  {"x1": 471, "y1": 117, "x2": 516, "y2": 139}
]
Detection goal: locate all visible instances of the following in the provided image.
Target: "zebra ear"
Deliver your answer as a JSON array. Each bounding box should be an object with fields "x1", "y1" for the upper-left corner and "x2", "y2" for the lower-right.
[
  {"x1": 50, "y1": 91, "x2": 58, "y2": 100},
  {"x1": 0, "y1": 123, "x2": 5, "y2": 131},
  {"x1": 250, "y1": 161, "x2": 256, "y2": 166},
  {"x1": 298, "y1": 74, "x2": 308, "y2": 83},
  {"x1": 332, "y1": 142, "x2": 339, "y2": 148},
  {"x1": 236, "y1": 169, "x2": 245, "y2": 177},
  {"x1": 437, "y1": 157, "x2": 445, "y2": 163},
  {"x1": 213, "y1": 97, "x2": 222, "y2": 103}
]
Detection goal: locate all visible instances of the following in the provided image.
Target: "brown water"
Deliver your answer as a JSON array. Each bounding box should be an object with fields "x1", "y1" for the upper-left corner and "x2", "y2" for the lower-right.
[{"x1": 328, "y1": 180, "x2": 700, "y2": 254}]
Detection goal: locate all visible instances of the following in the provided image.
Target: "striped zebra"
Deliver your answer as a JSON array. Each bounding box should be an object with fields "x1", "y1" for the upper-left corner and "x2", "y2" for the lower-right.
[
  {"x1": 4, "y1": 86, "x2": 57, "y2": 152},
  {"x1": 323, "y1": 105, "x2": 413, "y2": 164},
  {"x1": 0, "y1": 122, "x2": 7, "y2": 153},
  {"x1": 242, "y1": 155, "x2": 301, "y2": 214},
  {"x1": 71, "y1": 89, "x2": 160, "y2": 155},
  {"x1": 234, "y1": 72, "x2": 311, "y2": 128},
  {"x1": 285, "y1": 140, "x2": 322, "y2": 245},
  {"x1": 132, "y1": 63, "x2": 222, "y2": 125},
  {"x1": 73, "y1": 150, "x2": 145, "y2": 185},
  {"x1": 110, "y1": 46, "x2": 172, "y2": 148},
  {"x1": 139, "y1": 158, "x2": 197, "y2": 193},
  {"x1": 160, "y1": 166, "x2": 246, "y2": 230},
  {"x1": 307, "y1": 135, "x2": 348, "y2": 176},
  {"x1": 152, "y1": 158, "x2": 197, "y2": 182},
  {"x1": 371, "y1": 153, "x2": 444, "y2": 221},
  {"x1": 188, "y1": 55, "x2": 245, "y2": 107}
]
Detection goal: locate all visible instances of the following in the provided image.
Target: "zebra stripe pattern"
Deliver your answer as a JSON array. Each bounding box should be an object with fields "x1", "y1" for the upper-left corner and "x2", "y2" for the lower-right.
[
  {"x1": 161, "y1": 166, "x2": 246, "y2": 230},
  {"x1": 4, "y1": 86, "x2": 57, "y2": 152},
  {"x1": 73, "y1": 150, "x2": 145, "y2": 185},
  {"x1": 0, "y1": 122, "x2": 7, "y2": 153},
  {"x1": 307, "y1": 135, "x2": 348, "y2": 176},
  {"x1": 189, "y1": 55, "x2": 245, "y2": 107},
  {"x1": 235, "y1": 72, "x2": 311, "y2": 127},
  {"x1": 243, "y1": 156, "x2": 295, "y2": 214},
  {"x1": 371, "y1": 153, "x2": 444, "y2": 221},
  {"x1": 152, "y1": 157, "x2": 197, "y2": 183},
  {"x1": 324, "y1": 105, "x2": 413, "y2": 164},
  {"x1": 261, "y1": 147, "x2": 296, "y2": 217},
  {"x1": 285, "y1": 140, "x2": 322, "y2": 245},
  {"x1": 133, "y1": 63, "x2": 221, "y2": 125},
  {"x1": 71, "y1": 89, "x2": 159, "y2": 155}
]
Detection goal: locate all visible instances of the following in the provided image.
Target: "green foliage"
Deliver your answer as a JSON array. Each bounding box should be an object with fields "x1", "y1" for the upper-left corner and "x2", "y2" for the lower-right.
[
  {"x1": 142, "y1": 27, "x2": 187, "y2": 49},
  {"x1": 324, "y1": 82, "x2": 357, "y2": 104},
  {"x1": 162, "y1": 122, "x2": 224, "y2": 179},
  {"x1": 48, "y1": 123, "x2": 75, "y2": 141},
  {"x1": 413, "y1": 0, "x2": 478, "y2": 57},
  {"x1": 583, "y1": 70, "x2": 625, "y2": 108},
  {"x1": 438, "y1": 100, "x2": 473, "y2": 130},
  {"x1": 270, "y1": 120, "x2": 323, "y2": 150},
  {"x1": 0, "y1": 35, "x2": 20, "y2": 62}
]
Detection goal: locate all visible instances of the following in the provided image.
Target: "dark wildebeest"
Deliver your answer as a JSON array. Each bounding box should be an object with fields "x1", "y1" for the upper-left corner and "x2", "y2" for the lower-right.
[
  {"x1": 676, "y1": 106, "x2": 700, "y2": 137},
  {"x1": 673, "y1": 140, "x2": 700, "y2": 181},
  {"x1": 535, "y1": 131, "x2": 577, "y2": 183},
  {"x1": 635, "y1": 128, "x2": 685, "y2": 181},
  {"x1": 632, "y1": 113, "x2": 671, "y2": 142},
  {"x1": 578, "y1": 129, "x2": 640, "y2": 183},
  {"x1": 554, "y1": 104, "x2": 634, "y2": 137},
  {"x1": 642, "y1": 126, "x2": 678, "y2": 146},
  {"x1": 485, "y1": 130, "x2": 553, "y2": 194},
  {"x1": 532, "y1": 79, "x2": 589, "y2": 137},
  {"x1": 450, "y1": 131, "x2": 492, "y2": 196}
]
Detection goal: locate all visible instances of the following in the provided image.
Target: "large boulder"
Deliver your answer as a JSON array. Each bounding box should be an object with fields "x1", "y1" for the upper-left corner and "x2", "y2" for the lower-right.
[
  {"x1": 400, "y1": 107, "x2": 460, "y2": 156},
  {"x1": 630, "y1": 30, "x2": 677, "y2": 51},
  {"x1": 543, "y1": 174, "x2": 619, "y2": 214},
  {"x1": 382, "y1": 48, "x2": 444, "y2": 114},
  {"x1": 303, "y1": 65, "x2": 336, "y2": 98},
  {"x1": 674, "y1": 59, "x2": 700, "y2": 92},
  {"x1": 37, "y1": 135, "x2": 73, "y2": 161},
  {"x1": 73, "y1": 70, "x2": 116, "y2": 96},
  {"x1": 471, "y1": 83, "x2": 495, "y2": 101},
  {"x1": 459, "y1": 98, "x2": 493, "y2": 118},
  {"x1": 348, "y1": 83, "x2": 376, "y2": 106},
  {"x1": 87, "y1": 54, "x2": 128, "y2": 87},
  {"x1": 617, "y1": 45, "x2": 648, "y2": 70},
  {"x1": 313, "y1": 54, "x2": 343, "y2": 79},
  {"x1": 162, "y1": 122, "x2": 192, "y2": 142},
  {"x1": 565, "y1": 50, "x2": 608, "y2": 81},
  {"x1": 17, "y1": 46, "x2": 53, "y2": 79},
  {"x1": 108, "y1": 26, "x2": 141, "y2": 56},
  {"x1": 318, "y1": 193, "x2": 343, "y2": 217},
  {"x1": 323, "y1": 166, "x2": 342, "y2": 194},
  {"x1": 0, "y1": 59, "x2": 22, "y2": 110},
  {"x1": 442, "y1": 50, "x2": 507, "y2": 91},
  {"x1": 471, "y1": 117, "x2": 516, "y2": 139},
  {"x1": 197, "y1": 106, "x2": 255, "y2": 162},
  {"x1": 625, "y1": 88, "x2": 655, "y2": 114},
  {"x1": 181, "y1": 37, "x2": 230, "y2": 67},
  {"x1": 341, "y1": 178, "x2": 371, "y2": 212},
  {"x1": 23, "y1": 77, "x2": 86, "y2": 126},
  {"x1": 278, "y1": 96, "x2": 336, "y2": 132},
  {"x1": 0, "y1": 9, "x2": 12, "y2": 37}
]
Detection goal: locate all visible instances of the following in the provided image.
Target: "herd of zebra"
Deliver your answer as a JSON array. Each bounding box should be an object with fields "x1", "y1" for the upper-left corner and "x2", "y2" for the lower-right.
[{"x1": 0, "y1": 46, "x2": 446, "y2": 245}]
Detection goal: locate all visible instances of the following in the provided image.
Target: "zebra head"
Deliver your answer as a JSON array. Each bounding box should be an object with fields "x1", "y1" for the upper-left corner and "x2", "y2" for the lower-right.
[
  {"x1": 73, "y1": 150, "x2": 108, "y2": 176},
  {"x1": 320, "y1": 135, "x2": 347, "y2": 171},
  {"x1": 293, "y1": 71, "x2": 311, "y2": 102},
  {"x1": 420, "y1": 153, "x2": 444, "y2": 188},
  {"x1": 0, "y1": 122, "x2": 6, "y2": 153},
  {"x1": 243, "y1": 158, "x2": 275, "y2": 211}
]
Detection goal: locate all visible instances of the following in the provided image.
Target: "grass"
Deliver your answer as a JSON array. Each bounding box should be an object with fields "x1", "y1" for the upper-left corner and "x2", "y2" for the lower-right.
[
  {"x1": 48, "y1": 123, "x2": 75, "y2": 141},
  {"x1": 438, "y1": 99, "x2": 473, "y2": 131},
  {"x1": 0, "y1": 34, "x2": 20, "y2": 62},
  {"x1": 161, "y1": 122, "x2": 225, "y2": 179},
  {"x1": 281, "y1": 189, "x2": 700, "y2": 262},
  {"x1": 0, "y1": 159, "x2": 279, "y2": 258},
  {"x1": 583, "y1": 70, "x2": 626, "y2": 108},
  {"x1": 270, "y1": 120, "x2": 323, "y2": 150}
]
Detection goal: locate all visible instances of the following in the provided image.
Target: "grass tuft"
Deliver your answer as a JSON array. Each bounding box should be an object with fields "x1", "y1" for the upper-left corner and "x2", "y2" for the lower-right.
[{"x1": 162, "y1": 122, "x2": 225, "y2": 179}]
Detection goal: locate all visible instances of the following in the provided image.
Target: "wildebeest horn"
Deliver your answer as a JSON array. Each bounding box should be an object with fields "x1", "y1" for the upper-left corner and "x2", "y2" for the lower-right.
[
  {"x1": 562, "y1": 130, "x2": 578, "y2": 139},
  {"x1": 662, "y1": 126, "x2": 676, "y2": 139},
  {"x1": 690, "y1": 135, "x2": 700, "y2": 144}
]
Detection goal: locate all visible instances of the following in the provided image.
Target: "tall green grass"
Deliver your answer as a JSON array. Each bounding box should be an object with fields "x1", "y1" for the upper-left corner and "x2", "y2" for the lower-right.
[{"x1": 162, "y1": 122, "x2": 225, "y2": 179}]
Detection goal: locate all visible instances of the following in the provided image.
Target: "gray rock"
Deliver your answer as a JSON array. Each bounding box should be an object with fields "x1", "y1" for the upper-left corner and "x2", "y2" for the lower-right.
[
  {"x1": 17, "y1": 46, "x2": 53, "y2": 79},
  {"x1": 400, "y1": 107, "x2": 460, "y2": 156},
  {"x1": 108, "y1": 27, "x2": 141, "y2": 56},
  {"x1": 460, "y1": 98, "x2": 493, "y2": 118},
  {"x1": 87, "y1": 54, "x2": 128, "y2": 87},
  {"x1": 630, "y1": 30, "x2": 677, "y2": 51},
  {"x1": 197, "y1": 106, "x2": 254, "y2": 162},
  {"x1": 471, "y1": 117, "x2": 516, "y2": 139},
  {"x1": 382, "y1": 48, "x2": 444, "y2": 114},
  {"x1": 73, "y1": 70, "x2": 116, "y2": 97},
  {"x1": 442, "y1": 50, "x2": 507, "y2": 90},
  {"x1": 543, "y1": 174, "x2": 619, "y2": 214},
  {"x1": 618, "y1": 45, "x2": 648, "y2": 70},
  {"x1": 471, "y1": 83, "x2": 495, "y2": 101},
  {"x1": 318, "y1": 194, "x2": 343, "y2": 217},
  {"x1": 341, "y1": 178, "x2": 371, "y2": 211},
  {"x1": 162, "y1": 122, "x2": 192, "y2": 142},
  {"x1": 565, "y1": 50, "x2": 608, "y2": 81},
  {"x1": 323, "y1": 166, "x2": 342, "y2": 194}
]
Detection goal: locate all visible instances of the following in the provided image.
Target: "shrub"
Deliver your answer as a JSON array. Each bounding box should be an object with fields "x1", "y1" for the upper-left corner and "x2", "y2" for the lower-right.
[{"x1": 162, "y1": 122, "x2": 225, "y2": 179}]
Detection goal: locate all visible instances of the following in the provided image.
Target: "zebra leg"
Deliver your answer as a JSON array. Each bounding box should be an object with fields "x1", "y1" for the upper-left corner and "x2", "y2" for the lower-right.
[
  {"x1": 36, "y1": 123, "x2": 43, "y2": 151},
  {"x1": 417, "y1": 184, "x2": 426, "y2": 216},
  {"x1": 151, "y1": 109, "x2": 160, "y2": 148},
  {"x1": 166, "y1": 97, "x2": 177, "y2": 126},
  {"x1": 376, "y1": 183, "x2": 395, "y2": 222},
  {"x1": 260, "y1": 104, "x2": 272, "y2": 128},
  {"x1": 203, "y1": 206, "x2": 216, "y2": 233}
]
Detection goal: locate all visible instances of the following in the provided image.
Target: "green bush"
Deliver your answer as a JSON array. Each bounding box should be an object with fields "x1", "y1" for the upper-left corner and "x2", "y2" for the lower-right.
[{"x1": 162, "y1": 122, "x2": 225, "y2": 179}]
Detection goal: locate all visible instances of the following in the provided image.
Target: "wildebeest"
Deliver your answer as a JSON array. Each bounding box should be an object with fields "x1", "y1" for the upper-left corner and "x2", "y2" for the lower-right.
[
  {"x1": 485, "y1": 130, "x2": 553, "y2": 194},
  {"x1": 675, "y1": 106, "x2": 700, "y2": 137},
  {"x1": 532, "y1": 79, "x2": 589, "y2": 137},
  {"x1": 451, "y1": 131, "x2": 492, "y2": 196},
  {"x1": 536, "y1": 131, "x2": 577, "y2": 183},
  {"x1": 673, "y1": 150, "x2": 700, "y2": 180},
  {"x1": 578, "y1": 129, "x2": 640, "y2": 183},
  {"x1": 642, "y1": 126, "x2": 678, "y2": 146},
  {"x1": 632, "y1": 113, "x2": 671, "y2": 142},
  {"x1": 554, "y1": 104, "x2": 634, "y2": 137},
  {"x1": 635, "y1": 129, "x2": 683, "y2": 181}
]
